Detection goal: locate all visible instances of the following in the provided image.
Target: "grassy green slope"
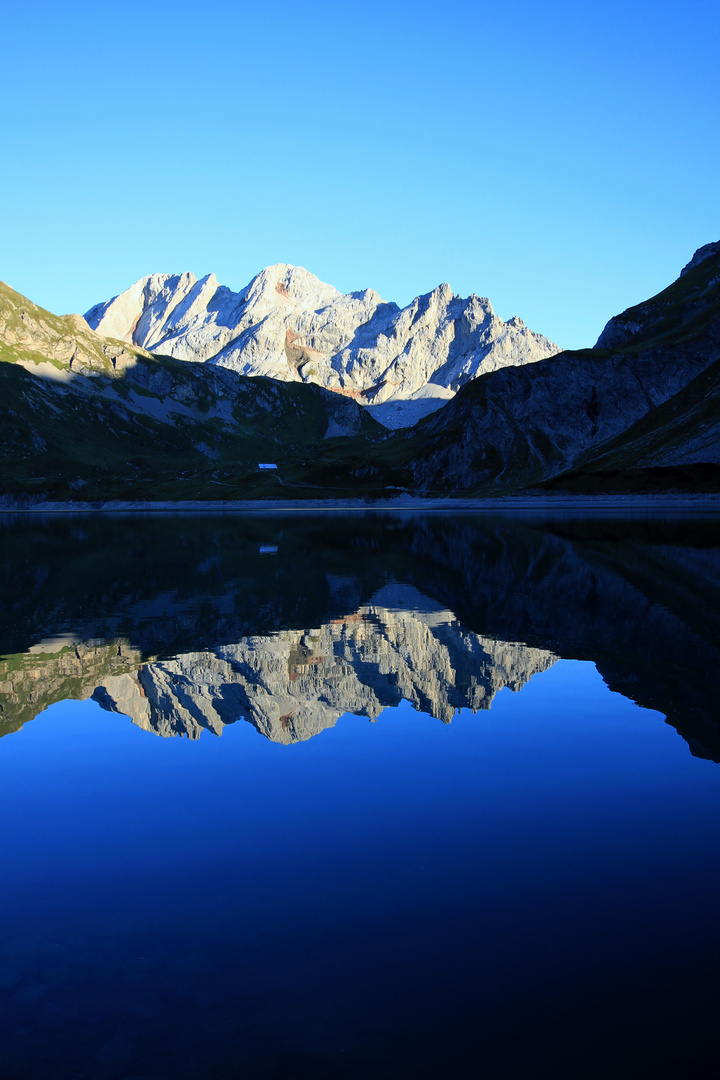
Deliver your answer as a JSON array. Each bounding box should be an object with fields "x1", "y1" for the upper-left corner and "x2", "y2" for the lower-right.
[
  {"x1": 0, "y1": 283, "x2": 384, "y2": 501},
  {"x1": 592, "y1": 247, "x2": 720, "y2": 352},
  {"x1": 0, "y1": 279, "x2": 151, "y2": 373}
]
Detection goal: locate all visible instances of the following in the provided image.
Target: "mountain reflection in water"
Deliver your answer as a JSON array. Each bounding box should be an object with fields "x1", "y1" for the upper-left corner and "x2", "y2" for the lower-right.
[
  {"x1": 1, "y1": 512, "x2": 719, "y2": 756},
  {"x1": 2, "y1": 511, "x2": 720, "y2": 1080}
]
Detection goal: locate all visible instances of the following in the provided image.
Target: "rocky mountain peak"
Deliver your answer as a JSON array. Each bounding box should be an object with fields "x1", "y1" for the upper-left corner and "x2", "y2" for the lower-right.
[
  {"x1": 680, "y1": 240, "x2": 720, "y2": 277},
  {"x1": 86, "y1": 264, "x2": 558, "y2": 428}
]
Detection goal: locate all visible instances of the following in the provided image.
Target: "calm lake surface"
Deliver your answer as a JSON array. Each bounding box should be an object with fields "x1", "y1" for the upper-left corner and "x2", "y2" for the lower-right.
[{"x1": 1, "y1": 511, "x2": 719, "y2": 1079}]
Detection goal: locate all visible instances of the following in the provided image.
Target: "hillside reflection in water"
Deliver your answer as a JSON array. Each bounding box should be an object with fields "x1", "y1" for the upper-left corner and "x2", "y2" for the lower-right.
[
  {"x1": 0, "y1": 511, "x2": 719, "y2": 1079},
  {"x1": 2, "y1": 512, "x2": 720, "y2": 756}
]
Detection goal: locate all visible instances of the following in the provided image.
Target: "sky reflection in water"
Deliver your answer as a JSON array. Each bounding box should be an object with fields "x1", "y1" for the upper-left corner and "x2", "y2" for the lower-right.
[{"x1": 0, "y1": 513, "x2": 719, "y2": 1079}]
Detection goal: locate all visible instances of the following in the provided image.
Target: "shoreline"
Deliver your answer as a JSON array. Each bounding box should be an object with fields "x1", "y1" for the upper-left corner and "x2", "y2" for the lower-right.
[{"x1": 2, "y1": 492, "x2": 720, "y2": 515}]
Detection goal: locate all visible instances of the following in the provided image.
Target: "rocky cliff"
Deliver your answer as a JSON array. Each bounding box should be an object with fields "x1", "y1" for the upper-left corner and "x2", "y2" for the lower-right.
[{"x1": 85, "y1": 266, "x2": 559, "y2": 428}]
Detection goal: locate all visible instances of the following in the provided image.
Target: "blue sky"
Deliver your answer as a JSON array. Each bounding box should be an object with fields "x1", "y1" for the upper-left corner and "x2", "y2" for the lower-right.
[{"x1": 2, "y1": 0, "x2": 718, "y2": 348}]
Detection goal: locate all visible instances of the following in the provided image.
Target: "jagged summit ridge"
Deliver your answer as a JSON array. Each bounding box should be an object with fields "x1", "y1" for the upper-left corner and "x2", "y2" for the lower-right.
[{"x1": 85, "y1": 265, "x2": 559, "y2": 428}]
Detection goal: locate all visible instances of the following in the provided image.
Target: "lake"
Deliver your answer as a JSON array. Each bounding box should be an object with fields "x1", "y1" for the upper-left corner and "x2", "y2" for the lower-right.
[{"x1": 0, "y1": 510, "x2": 719, "y2": 1079}]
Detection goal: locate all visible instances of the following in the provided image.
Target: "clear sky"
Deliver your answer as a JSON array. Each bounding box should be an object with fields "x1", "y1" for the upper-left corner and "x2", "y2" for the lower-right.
[{"x1": 2, "y1": 0, "x2": 718, "y2": 349}]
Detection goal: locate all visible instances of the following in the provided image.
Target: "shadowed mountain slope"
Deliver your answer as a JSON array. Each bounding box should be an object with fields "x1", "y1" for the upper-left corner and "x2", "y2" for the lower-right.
[{"x1": 367, "y1": 243, "x2": 720, "y2": 494}]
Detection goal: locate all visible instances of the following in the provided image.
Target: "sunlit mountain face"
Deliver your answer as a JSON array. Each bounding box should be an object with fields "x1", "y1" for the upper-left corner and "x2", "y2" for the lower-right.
[{"x1": 1, "y1": 511, "x2": 720, "y2": 1080}]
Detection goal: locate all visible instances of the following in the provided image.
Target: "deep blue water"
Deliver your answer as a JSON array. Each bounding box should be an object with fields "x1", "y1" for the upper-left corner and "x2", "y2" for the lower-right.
[{"x1": 0, "y1": 513, "x2": 719, "y2": 1078}]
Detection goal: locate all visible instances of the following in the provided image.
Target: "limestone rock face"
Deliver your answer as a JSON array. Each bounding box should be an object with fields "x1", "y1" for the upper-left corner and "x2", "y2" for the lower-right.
[{"x1": 85, "y1": 266, "x2": 559, "y2": 428}]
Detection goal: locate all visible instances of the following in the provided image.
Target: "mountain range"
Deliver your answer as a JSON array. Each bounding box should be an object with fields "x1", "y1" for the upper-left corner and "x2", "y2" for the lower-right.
[
  {"x1": 390, "y1": 240, "x2": 720, "y2": 493},
  {"x1": 1, "y1": 241, "x2": 719, "y2": 501},
  {"x1": 84, "y1": 266, "x2": 558, "y2": 428}
]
